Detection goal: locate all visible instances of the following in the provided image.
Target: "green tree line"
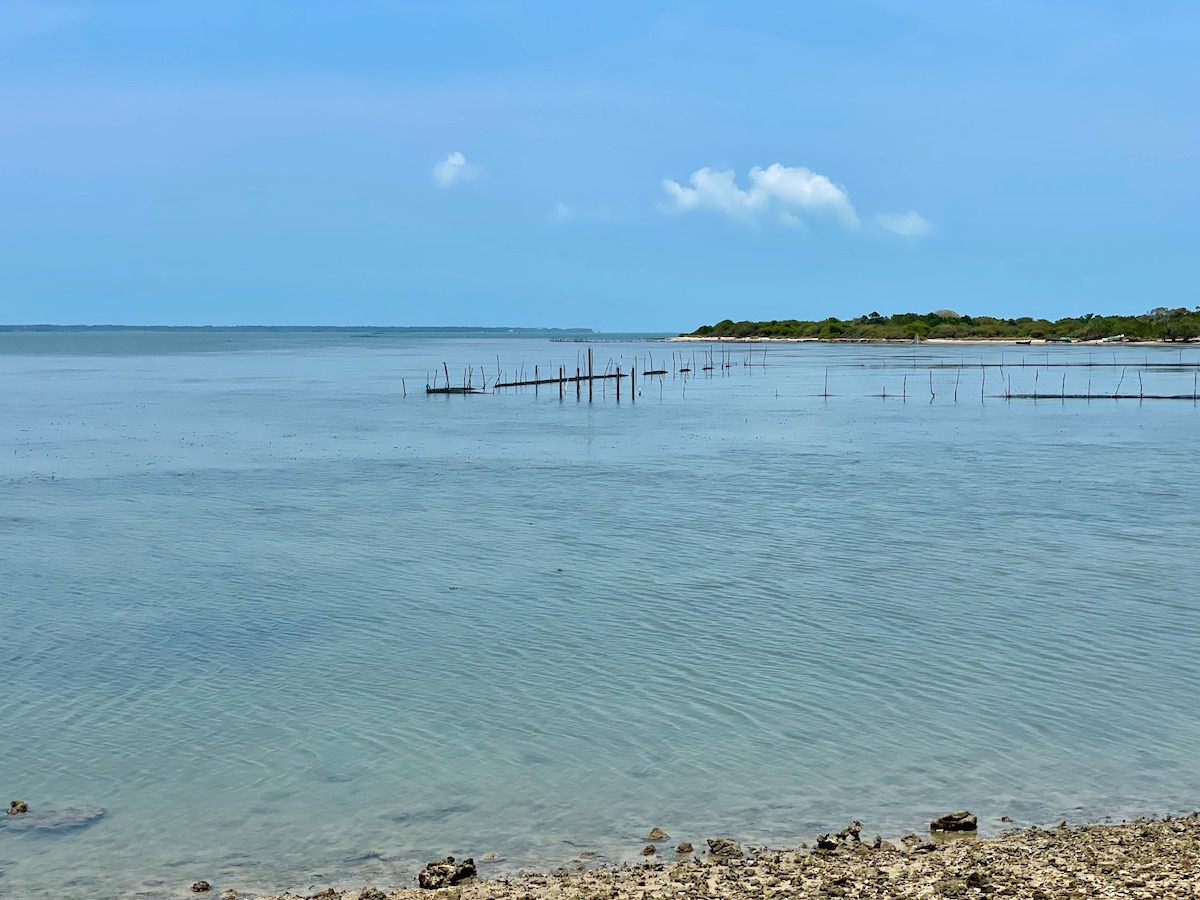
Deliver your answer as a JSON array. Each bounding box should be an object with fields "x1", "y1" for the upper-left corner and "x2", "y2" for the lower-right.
[{"x1": 688, "y1": 308, "x2": 1200, "y2": 342}]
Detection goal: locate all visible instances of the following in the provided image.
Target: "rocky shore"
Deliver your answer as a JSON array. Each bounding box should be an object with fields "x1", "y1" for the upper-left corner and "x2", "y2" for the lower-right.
[{"x1": 247, "y1": 814, "x2": 1200, "y2": 900}]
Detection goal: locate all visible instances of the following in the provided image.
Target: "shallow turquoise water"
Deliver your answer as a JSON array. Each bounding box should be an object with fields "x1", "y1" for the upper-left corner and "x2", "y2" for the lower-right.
[{"x1": 2, "y1": 333, "x2": 1199, "y2": 899}]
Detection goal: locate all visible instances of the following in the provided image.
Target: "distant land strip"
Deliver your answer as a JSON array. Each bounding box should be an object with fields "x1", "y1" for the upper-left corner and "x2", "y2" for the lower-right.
[
  {"x1": 0, "y1": 325, "x2": 595, "y2": 334},
  {"x1": 686, "y1": 307, "x2": 1200, "y2": 343}
]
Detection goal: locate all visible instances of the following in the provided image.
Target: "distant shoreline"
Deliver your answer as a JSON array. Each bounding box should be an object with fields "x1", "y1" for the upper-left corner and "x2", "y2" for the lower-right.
[
  {"x1": 669, "y1": 335, "x2": 1198, "y2": 346},
  {"x1": 684, "y1": 309, "x2": 1200, "y2": 344}
]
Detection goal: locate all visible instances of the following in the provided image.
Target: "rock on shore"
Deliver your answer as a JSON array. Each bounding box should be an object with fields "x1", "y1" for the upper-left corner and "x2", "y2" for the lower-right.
[{"x1": 254, "y1": 815, "x2": 1200, "y2": 900}]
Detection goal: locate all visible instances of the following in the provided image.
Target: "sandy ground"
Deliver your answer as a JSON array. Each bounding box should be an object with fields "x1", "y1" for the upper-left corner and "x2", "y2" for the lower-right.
[{"x1": 247, "y1": 815, "x2": 1200, "y2": 900}]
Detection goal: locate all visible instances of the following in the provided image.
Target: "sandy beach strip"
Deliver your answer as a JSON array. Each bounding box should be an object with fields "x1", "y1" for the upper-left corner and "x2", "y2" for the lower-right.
[{"x1": 249, "y1": 814, "x2": 1200, "y2": 900}]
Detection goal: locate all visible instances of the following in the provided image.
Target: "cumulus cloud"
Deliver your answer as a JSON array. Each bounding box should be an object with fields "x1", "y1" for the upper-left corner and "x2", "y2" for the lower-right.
[
  {"x1": 876, "y1": 210, "x2": 934, "y2": 237},
  {"x1": 660, "y1": 167, "x2": 767, "y2": 220},
  {"x1": 431, "y1": 151, "x2": 481, "y2": 188},
  {"x1": 660, "y1": 163, "x2": 857, "y2": 227}
]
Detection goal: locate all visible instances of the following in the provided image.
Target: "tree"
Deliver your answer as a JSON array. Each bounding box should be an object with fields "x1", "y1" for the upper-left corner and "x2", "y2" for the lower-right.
[{"x1": 905, "y1": 321, "x2": 931, "y2": 340}]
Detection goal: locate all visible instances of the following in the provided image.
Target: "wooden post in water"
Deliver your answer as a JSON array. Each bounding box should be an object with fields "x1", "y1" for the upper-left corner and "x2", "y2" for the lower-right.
[
  {"x1": 559, "y1": 366, "x2": 565, "y2": 400},
  {"x1": 535, "y1": 365, "x2": 539, "y2": 397},
  {"x1": 576, "y1": 367, "x2": 581, "y2": 400},
  {"x1": 902, "y1": 373, "x2": 907, "y2": 402},
  {"x1": 588, "y1": 348, "x2": 593, "y2": 402},
  {"x1": 616, "y1": 366, "x2": 621, "y2": 401},
  {"x1": 631, "y1": 364, "x2": 635, "y2": 401},
  {"x1": 402, "y1": 378, "x2": 407, "y2": 398},
  {"x1": 823, "y1": 367, "x2": 829, "y2": 399}
]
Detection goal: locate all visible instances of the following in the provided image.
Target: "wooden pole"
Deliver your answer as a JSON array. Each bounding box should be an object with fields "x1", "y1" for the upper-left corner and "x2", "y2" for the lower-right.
[
  {"x1": 631, "y1": 364, "x2": 635, "y2": 400},
  {"x1": 402, "y1": 378, "x2": 406, "y2": 397},
  {"x1": 535, "y1": 365, "x2": 539, "y2": 396},
  {"x1": 559, "y1": 366, "x2": 564, "y2": 400},
  {"x1": 616, "y1": 366, "x2": 621, "y2": 401},
  {"x1": 588, "y1": 348, "x2": 593, "y2": 402},
  {"x1": 576, "y1": 367, "x2": 581, "y2": 399}
]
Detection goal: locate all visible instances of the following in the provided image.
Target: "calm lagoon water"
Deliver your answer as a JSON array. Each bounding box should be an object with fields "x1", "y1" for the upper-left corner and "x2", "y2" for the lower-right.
[{"x1": 2, "y1": 332, "x2": 1199, "y2": 898}]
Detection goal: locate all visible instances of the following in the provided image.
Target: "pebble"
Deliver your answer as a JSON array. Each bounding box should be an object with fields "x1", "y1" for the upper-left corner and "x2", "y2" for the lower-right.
[{"x1": 245, "y1": 815, "x2": 1200, "y2": 900}]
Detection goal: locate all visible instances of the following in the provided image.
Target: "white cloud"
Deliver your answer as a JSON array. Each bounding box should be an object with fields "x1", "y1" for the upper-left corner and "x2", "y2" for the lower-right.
[
  {"x1": 660, "y1": 167, "x2": 768, "y2": 221},
  {"x1": 660, "y1": 163, "x2": 857, "y2": 227},
  {"x1": 431, "y1": 151, "x2": 481, "y2": 188},
  {"x1": 750, "y1": 164, "x2": 859, "y2": 226},
  {"x1": 876, "y1": 210, "x2": 934, "y2": 237}
]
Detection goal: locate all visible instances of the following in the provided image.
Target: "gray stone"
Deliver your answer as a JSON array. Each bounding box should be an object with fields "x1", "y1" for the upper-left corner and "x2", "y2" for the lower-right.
[
  {"x1": 706, "y1": 838, "x2": 743, "y2": 860},
  {"x1": 816, "y1": 822, "x2": 863, "y2": 852},
  {"x1": 418, "y1": 856, "x2": 476, "y2": 889},
  {"x1": 930, "y1": 811, "x2": 978, "y2": 833}
]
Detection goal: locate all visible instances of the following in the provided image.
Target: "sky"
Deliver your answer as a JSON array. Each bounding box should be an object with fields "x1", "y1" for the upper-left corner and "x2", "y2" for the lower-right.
[{"x1": 0, "y1": 1, "x2": 1197, "y2": 331}]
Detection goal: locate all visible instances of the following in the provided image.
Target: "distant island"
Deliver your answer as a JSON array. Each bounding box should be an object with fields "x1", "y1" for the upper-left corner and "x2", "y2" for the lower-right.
[
  {"x1": 685, "y1": 307, "x2": 1200, "y2": 342},
  {"x1": 0, "y1": 325, "x2": 595, "y2": 334}
]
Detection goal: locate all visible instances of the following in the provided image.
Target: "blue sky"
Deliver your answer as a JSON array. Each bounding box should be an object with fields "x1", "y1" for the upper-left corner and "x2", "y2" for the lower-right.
[{"x1": 1, "y1": 1, "x2": 1196, "y2": 330}]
